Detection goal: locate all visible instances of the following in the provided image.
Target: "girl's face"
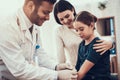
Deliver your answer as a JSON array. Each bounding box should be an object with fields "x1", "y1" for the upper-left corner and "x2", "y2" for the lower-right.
[
  {"x1": 73, "y1": 21, "x2": 94, "y2": 40},
  {"x1": 57, "y1": 10, "x2": 74, "y2": 27}
]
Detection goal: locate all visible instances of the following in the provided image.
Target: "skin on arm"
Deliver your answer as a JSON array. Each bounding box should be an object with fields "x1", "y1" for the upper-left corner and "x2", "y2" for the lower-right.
[{"x1": 77, "y1": 60, "x2": 95, "y2": 80}]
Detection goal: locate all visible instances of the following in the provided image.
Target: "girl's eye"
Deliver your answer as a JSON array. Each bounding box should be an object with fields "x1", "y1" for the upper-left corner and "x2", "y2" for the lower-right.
[{"x1": 75, "y1": 28, "x2": 84, "y2": 32}]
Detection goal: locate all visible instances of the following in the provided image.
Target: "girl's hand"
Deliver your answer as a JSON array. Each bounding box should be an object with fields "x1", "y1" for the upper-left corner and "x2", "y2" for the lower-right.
[{"x1": 93, "y1": 40, "x2": 112, "y2": 55}]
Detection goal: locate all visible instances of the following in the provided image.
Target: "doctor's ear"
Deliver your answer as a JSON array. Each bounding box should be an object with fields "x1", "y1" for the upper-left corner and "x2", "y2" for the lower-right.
[{"x1": 27, "y1": 1, "x2": 35, "y2": 12}]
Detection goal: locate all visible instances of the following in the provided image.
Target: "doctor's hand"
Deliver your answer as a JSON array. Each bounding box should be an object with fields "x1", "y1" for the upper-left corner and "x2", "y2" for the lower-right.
[
  {"x1": 56, "y1": 63, "x2": 73, "y2": 70},
  {"x1": 58, "y1": 69, "x2": 77, "y2": 80}
]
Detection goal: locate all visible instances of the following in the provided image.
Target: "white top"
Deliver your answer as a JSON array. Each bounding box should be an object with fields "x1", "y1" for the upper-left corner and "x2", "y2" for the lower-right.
[
  {"x1": 55, "y1": 25, "x2": 100, "y2": 67},
  {"x1": 55, "y1": 25, "x2": 82, "y2": 67},
  {"x1": 0, "y1": 8, "x2": 58, "y2": 80}
]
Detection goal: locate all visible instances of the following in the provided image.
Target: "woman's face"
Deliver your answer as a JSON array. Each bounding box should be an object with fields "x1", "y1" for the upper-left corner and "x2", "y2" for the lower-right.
[{"x1": 57, "y1": 10, "x2": 74, "y2": 27}]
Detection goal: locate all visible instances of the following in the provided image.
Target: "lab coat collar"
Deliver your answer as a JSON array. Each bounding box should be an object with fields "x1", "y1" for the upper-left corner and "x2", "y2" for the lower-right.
[
  {"x1": 32, "y1": 26, "x2": 38, "y2": 45},
  {"x1": 24, "y1": 29, "x2": 33, "y2": 43},
  {"x1": 17, "y1": 8, "x2": 33, "y2": 31},
  {"x1": 16, "y1": 8, "x2": 33, "y2": 43},
  {"x1": 24, "y1": 26, "x2": 38, "y2": 45}
]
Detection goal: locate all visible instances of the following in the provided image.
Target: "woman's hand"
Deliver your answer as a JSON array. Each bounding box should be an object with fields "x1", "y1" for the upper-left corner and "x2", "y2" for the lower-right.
[{"x1": 93, "y1": 40, "x2": 112, "y2": 55}]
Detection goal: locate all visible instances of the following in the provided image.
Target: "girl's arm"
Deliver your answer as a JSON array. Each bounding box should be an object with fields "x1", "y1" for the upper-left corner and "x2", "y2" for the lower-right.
[{"x1": 77, "y1": 60, "x2": 95, "y2": 80}]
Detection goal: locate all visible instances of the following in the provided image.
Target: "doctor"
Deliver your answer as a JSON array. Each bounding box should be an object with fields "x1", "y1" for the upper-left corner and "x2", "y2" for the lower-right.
[{"x1": 0, "y1": 0, "x2": 77, "y2": 80}]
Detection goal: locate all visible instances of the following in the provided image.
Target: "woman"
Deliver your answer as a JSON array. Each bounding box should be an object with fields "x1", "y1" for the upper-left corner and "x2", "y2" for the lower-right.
[
  {"x1": 74, "y1": 11, "x2": 110, "y2": 80},
  {"x1": 53, "y1": 0, "x2": 113, "y2": 67}
]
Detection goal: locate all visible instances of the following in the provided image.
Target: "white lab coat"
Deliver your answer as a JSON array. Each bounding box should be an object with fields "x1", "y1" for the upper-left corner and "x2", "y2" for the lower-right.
[{"x1": 0, "y1": 9, "x2": 58, "y2": 80}]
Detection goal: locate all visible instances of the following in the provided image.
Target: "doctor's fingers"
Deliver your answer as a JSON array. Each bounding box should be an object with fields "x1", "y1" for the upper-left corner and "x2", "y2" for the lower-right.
[
  {"x1": 66, "y1": 63, "x2": 73, "y2": 70},
  {"x1": 71, "y1": 70, "x2": 77, "y2": 75},
  {"x1": 71, "y1": 74, "x2": 78, "y2": 80},
  {"x1": 72, "y1": 68, "x2": 77, "y2": 71}
]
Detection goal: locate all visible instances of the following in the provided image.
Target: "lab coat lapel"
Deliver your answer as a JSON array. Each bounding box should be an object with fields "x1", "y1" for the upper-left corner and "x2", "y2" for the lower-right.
[
  {"x1": 32, "y1": 26, "x2": 37, "y2": 46},
  {"x1": 25, "y1": 29, "x2": 33, "y2": 43}
]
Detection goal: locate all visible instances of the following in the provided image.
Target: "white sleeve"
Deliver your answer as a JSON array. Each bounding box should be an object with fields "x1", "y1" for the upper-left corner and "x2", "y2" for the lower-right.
[
  {"x1": 0, "y1": 26, "x2": 58, "y2": 80},
  {"x1": 54, "y1": 28, "x2": 66, "y2": 63},
  {"x1": 36, "y1": 47, "x2": 58, "y2": 70},
  {"x1": 36, "y1": 27, "x2": 58, "y2": 70}
]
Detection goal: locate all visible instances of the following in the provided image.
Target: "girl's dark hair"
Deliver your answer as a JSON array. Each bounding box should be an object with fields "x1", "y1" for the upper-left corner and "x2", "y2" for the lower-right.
[
  {"x1": 75, "y1": 11, "x2": 97, "y2": 27},
  {"x1": 54, "y1": 0, "x2": 76, "y2": 25}
]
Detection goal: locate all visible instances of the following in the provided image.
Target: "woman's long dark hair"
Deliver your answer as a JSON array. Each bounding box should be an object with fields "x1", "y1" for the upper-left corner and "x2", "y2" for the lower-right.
[{"x1": 54, "y1": 0, "x2": 76, "y2": 25}]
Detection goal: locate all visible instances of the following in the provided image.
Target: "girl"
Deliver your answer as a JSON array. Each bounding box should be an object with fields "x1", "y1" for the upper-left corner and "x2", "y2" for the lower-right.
[{"x1": 74, "y1": 11, "x2": 110, "y2": 80}]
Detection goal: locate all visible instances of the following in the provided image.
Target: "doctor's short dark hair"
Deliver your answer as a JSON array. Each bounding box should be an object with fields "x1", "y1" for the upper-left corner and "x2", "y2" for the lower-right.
[
  {"x1": 34, "y1": 0, "x2": 56, "y2": 4},
  {"x1": 54, "y1": 0, "x2": 76, "y2": 25},
  {"x1": 75, "y1": 11, "x2": 97, "y2": 29},
  {"x1": 25, "y1": 0, "x2": 57, "y2": 6}
]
